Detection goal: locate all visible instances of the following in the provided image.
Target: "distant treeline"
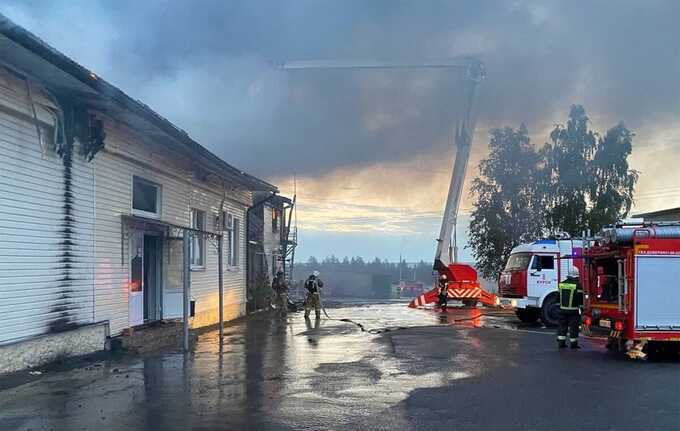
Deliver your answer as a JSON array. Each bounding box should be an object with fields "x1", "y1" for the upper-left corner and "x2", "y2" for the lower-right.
[{"x1": 295, "y1": 256, "x2": 436, "y2": 284}]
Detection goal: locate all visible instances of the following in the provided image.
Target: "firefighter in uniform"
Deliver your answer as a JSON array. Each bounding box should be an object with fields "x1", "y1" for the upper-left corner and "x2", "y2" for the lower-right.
[
  {"x1": 304, "y1": 271, "x2": 324, "y2": 319},
  {"x1": 272, "y1": 270, "x2": 288, "y2": 317},
  {"x1": 437, "y1": 274, "x2": 449, "y2": 311},
  {"x1": 557, "y1": 268, "x2": 584, "y2": 349}
]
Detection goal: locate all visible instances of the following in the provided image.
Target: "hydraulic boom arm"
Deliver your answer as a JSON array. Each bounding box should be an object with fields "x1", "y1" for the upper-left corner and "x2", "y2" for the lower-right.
[
  {"x1": 434, "y1": 124, "x2": 472, "y2": 268},
  {"x1": 282, "y1": 57, "x2": 480, "y2": 71},
  {"x1": 281, "y1": 56, "x2": 485, "y2": 270},
  {"x1": 434, "y1": 64, "x2": 484, "y2": 271}
]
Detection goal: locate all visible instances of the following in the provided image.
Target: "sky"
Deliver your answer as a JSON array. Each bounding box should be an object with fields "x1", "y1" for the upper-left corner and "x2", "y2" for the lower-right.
[{"x1": 3, "y1": 0, "x2": 680, "y2": 263}]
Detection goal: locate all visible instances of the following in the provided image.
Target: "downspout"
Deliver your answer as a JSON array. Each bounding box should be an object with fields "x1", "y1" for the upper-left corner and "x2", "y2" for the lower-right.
[{"x1": 245, "y1": 191, "x2": 278, "y2": 311}]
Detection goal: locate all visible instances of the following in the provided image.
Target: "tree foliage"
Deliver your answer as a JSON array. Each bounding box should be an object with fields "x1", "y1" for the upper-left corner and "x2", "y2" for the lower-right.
[
  {"x1": 586, "y1": 123, "x2": 638, "y2": 232},
  {"x1": 542, "y1": 105, "x2": 638, "y2": 235},
  {"x1": 469, "y1": 105, "x2": 638, "y2": 278},
  {"x1": 298, "y1": 256, "x2": 435, "y2": 284},
  {"x1": 468, "y1": 125, "x2": 544, "y2": 279},
  {"x1": 541, "y1": 105, "x2": 597, "y2": 235}
]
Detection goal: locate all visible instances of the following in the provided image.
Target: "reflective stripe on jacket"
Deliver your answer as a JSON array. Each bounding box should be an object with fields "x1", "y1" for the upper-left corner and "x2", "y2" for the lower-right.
[{"x1": 559, "y1": 281, "x2": 583, "y2": 310}]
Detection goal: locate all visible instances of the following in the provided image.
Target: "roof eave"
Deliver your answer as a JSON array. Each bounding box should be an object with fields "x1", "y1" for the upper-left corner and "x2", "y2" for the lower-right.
[
  {"x1": 633, "y1": 207, "x2": 680, "y2": 218},
  {"x1": 0, "y1": 13, "x2": 277, "y2": 193}
]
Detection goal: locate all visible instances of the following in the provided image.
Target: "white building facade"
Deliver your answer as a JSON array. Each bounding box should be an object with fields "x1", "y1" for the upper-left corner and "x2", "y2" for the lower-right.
[
  {"x1": 92, "y1": 118, "x2": 259, "y2": 335},
  {"x1": 0, "y1": 16, "x2": 276, "y2": 370}
]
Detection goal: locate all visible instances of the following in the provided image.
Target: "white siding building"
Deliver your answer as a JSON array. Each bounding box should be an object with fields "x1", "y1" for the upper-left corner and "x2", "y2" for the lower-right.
[
  {"x1": 0, "y1": 67, "x2": 96, "y2": 344},
  {"x1": 92, "y1": 119, "x2": 259, "y2": 335},
  {"x1": 0, "y1": 15, "x2": 277, "y2": 371}
]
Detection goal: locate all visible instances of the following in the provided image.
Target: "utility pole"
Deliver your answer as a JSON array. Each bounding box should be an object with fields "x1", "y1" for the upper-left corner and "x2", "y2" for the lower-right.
[{"x1": 399, "y1": 253, "x2": 403, "y2": 282}]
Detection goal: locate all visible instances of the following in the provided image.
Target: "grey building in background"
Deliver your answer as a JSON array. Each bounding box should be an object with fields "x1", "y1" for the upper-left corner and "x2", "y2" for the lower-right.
[
  {"x1": 634, "y1": 207, "x2": 680, "y2": 222},
  {"x1": 247, "y1": 193, "x2": 296, "y2": 310}
]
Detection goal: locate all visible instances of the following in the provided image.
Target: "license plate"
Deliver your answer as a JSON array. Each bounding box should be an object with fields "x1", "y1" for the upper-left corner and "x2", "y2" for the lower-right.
[{"x1": 599, "y1": 319, "x2": 611, "y2": 328}]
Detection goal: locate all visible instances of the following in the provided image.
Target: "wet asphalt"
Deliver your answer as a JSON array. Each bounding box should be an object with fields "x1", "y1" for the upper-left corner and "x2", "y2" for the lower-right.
[{"x1": 0, "y1": 301, "x2": 679, "y2": 431}]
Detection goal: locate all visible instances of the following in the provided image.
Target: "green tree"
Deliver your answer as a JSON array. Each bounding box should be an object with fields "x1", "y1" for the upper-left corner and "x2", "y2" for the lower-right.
[
  {"x1": 587, "y1": 123, "x2": 638, "y2": 232},
  {"x1": 541, "y1": 105, "x2": 597, "y2": 235},
  {"x1": 541, "y1": 105, "x2": 638, "y2": 235},
  {"x1": 468, "y1": 125, "x2": 544, "y2": 279}
]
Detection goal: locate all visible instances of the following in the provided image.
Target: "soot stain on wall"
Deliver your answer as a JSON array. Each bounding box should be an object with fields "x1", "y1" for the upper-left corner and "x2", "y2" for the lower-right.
[{"x1": 49, "y1": 99, "x2": 105, "y2": 333}]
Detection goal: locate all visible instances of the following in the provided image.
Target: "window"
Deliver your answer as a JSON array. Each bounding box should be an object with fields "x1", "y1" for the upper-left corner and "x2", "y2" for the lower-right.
[
  {"x1": 272, "y1": 208, "x2": 279, "y2": 233},
  {"x1": 224, "y1": 212, "x2": 240, "y2": 268},
  {"x1": 504, "y1": 253, "x2": 531, "y2": 271},
  {"x1": 132, "y1": 176, "x2": 160, "y2": 217},
  {"x1": 531, "y1": 255, "x2": 555, "y2": 271},
  {"x1": 190, "y1": 208, "x2": 205, "y2": 268}
]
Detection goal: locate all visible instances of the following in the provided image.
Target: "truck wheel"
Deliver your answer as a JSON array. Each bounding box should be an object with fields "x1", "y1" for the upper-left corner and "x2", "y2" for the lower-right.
[
  {"x1": 540, "y1": 294, "x2": 560, "y2": 327},
  {"x1": 515, "y1": 308, "x2": 539, "y2": 324}
]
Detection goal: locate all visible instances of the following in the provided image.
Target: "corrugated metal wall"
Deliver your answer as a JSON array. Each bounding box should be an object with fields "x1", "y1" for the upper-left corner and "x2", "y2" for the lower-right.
[
  {"x1": 0, "y1": 70, "x2": 95, "y2": 344},
  {"x1": 94, "y1": 120, "x2": 250, "y2": 336}
]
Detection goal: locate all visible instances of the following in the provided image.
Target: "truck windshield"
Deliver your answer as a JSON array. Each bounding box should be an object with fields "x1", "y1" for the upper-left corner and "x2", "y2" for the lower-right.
[{"x1": 505, "y1": 253, "x2": 531, "y2": 270}]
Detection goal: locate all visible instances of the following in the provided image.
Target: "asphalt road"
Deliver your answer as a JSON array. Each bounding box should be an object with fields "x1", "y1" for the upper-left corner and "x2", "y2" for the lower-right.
[{"x1": 0, "y1": 302, "x2": 678, "y2": 431}]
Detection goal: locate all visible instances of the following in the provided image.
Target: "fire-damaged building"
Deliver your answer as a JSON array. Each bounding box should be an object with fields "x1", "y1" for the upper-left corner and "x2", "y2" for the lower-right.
[
  {"x1": 0, "y1": 15, "x2": 279, "y2": 373},
  {"x1": 247, "y1": 192, "x2": 296, "y2": 311}
]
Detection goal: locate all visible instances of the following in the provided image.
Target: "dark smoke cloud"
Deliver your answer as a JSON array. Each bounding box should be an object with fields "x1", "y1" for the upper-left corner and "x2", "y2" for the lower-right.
[{"x1": 3, "y1": 0, "x2": 680, "y2": 178}]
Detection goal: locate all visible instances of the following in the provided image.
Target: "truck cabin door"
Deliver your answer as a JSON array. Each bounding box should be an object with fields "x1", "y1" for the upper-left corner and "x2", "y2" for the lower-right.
[{"x1": 527, "y1": 254, "x2": 557, "y2": 297}]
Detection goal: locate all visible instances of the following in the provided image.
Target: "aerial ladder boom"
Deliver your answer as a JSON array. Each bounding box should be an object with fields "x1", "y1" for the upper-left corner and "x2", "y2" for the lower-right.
[
  {"x1": 435, "y1": 121, "x2": 473, "y2": 268},
  {"x1": 283, "y1": 55, "x2": 483, "y2": 263},
  {"x1": 281, "y1": 57, "x2": 494, "y2": 307},
  {"x1": 410, "y1": 60, "x2": 499, "y2": 308},
  {"x1": 281, "y1": 57, "x2": 481, "y2": 71}
]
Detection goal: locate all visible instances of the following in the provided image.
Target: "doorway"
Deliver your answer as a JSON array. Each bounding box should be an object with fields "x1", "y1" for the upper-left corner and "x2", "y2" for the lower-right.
[
  {"x1": 129, "y1": 232, "x2": 162, "y2": 327},
  {"x1": 143, "y1": 235, "x2": 161, "y2": 321}
]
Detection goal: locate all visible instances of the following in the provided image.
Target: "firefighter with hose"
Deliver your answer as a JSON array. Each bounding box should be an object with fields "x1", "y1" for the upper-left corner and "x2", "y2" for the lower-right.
[
  {"x1": 304, "y1": 271, "x2": 324, "y2": 319},
  {"x1": 557, "y1": 267, "x2": 584, "y2": 349}
]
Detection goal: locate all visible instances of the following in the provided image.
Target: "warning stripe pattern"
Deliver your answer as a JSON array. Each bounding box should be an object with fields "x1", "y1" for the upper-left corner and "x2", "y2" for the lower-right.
[
  {"x1": 448, "y1": 287, "x2": 482, "y2": 299},
  {"x1": 408, "y1": 286, "x2": 482, "y2": 307}
]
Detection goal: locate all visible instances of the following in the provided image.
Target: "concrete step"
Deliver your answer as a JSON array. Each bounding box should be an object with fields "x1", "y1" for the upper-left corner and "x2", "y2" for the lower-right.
[{"x1": 117, "y1": 321, "x2": 196, "y2": 353}]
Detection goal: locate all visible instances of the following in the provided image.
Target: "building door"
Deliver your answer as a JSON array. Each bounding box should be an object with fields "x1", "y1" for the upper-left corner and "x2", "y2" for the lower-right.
[
  {"x1": 143, "y1": 235, "x2": 161, "y2": 321},
  {"x1": 129, "y1": 232, "x2": 144, "y2": 326}
]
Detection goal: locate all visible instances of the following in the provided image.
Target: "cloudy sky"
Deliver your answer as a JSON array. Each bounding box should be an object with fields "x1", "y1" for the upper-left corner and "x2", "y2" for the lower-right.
[{"x1": 3, "y1": 1, "x2": 680, "y2": 262}]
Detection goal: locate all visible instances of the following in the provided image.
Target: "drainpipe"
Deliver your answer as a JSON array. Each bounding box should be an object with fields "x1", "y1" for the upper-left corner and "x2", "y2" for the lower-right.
[
  {"x1": 182, "y1": 230, "x2": 191, "y2": 352},
  {"x1": 246, "y1": 192, "x2": 278, "y2": 311}
]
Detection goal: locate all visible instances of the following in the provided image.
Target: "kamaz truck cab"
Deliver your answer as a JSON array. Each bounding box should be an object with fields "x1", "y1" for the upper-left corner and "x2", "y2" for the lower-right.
[{"x1": 499, "y1": 238, "x2": 583, "y2": 326}]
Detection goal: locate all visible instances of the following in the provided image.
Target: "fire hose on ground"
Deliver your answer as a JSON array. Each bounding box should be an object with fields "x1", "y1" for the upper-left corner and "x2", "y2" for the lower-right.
[{"x1": 310, "y1": 288, "x2": 502, "y2": 334}]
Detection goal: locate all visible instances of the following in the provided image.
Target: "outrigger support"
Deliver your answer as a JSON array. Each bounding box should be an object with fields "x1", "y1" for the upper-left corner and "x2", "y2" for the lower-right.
[{"x1": 408, "y1": 263, "x2": 499, "y2": 308}]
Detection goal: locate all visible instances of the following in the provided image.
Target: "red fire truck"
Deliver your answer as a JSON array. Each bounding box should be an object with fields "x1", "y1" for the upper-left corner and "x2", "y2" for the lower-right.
[{"x1": 582, "y1": 223, "x2": 680, "y2": 359}]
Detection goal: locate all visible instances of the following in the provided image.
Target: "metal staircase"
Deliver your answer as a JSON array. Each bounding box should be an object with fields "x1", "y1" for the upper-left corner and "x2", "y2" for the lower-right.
[
  {"x1": 281, "y1": 196, "x2": 297, "y2": 284},
  {"x1": 283, "y1": 226, "x2": 297, "y2": 283}
]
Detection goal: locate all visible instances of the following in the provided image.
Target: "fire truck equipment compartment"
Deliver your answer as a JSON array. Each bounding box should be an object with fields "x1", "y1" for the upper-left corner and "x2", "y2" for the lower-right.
[{"x1": 635, "y1": 255, "x2": 680, "y2": 330}]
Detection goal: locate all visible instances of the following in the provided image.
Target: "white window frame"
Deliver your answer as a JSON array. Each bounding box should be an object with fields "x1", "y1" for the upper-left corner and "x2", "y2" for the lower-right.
[
  {"x1": 223, "y1": 211, "x2": 240, "y2": 270},
  {"x1": 131, "y1": 175, "x2": 161, "y2": 219},
  {"x1": 190, "y1": 208, "x2": 206, "y2": 270}
]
